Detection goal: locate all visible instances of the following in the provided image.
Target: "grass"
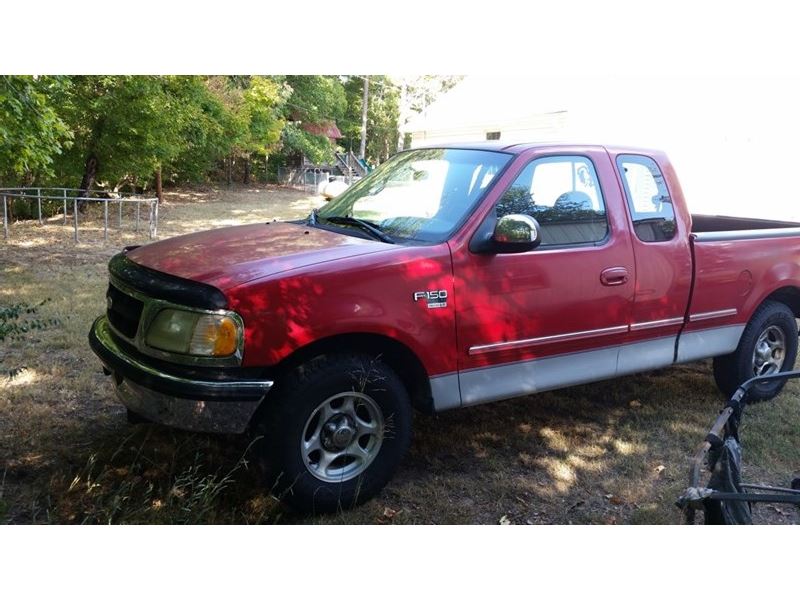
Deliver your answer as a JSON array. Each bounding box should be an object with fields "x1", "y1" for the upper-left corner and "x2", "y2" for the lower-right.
[{"x1": 1, "y1": 183, "x2": 798, "y2": 524}]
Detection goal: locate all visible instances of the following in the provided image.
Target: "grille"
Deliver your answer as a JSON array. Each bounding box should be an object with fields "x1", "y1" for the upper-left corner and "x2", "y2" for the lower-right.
[{"x1": 106, "y1": 283, "x2": 144, "y2": 339}]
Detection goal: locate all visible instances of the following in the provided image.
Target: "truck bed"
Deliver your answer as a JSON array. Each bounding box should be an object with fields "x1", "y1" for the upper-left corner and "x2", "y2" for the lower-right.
[
  {"x1": 684, "y1": 213, "x2": 800, "y2": 364},
  {"x1": 692, "y1": 214, "x2": 800, "y2": 240}
]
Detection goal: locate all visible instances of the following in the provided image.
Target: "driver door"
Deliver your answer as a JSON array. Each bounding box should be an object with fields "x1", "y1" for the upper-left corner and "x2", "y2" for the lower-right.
[{"x1": 451, "y1": 148, "x2": 636, "y2": 406}]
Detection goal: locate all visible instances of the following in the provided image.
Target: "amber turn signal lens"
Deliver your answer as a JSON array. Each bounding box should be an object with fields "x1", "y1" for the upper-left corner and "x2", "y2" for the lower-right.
[
  {"x1": 212, "y1": 316, "x2": 238, "y2": 356},
  {"x1": 187, "y1": 314, "x2": 240, "y2": 357}
]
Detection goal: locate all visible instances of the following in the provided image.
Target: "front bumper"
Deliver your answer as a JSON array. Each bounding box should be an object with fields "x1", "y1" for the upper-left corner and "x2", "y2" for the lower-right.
[{"x1": 89, "y1": 316, "x2": 273, "y2": 433}]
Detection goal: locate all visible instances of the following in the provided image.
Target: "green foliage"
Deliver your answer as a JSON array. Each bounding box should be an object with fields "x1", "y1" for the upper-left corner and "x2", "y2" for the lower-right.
[
  {"x1": 0, "y1": 76, "x2": 72, "y2": 181},
  {"x1": 6, "y1": 193, "x2": 66, "y2": 221},
  {"x1": 282, "y1": 122, "x2": 336, "y2": 165},
  {"x1": 166, "y1": 77, "x2": 240, "y2": 182},
  {"x1": 284, "y1": 75, "x2": 346, "y2": 124},
  {"x1": 244, "y1": 76, "x2": 290, "y2": 156},
  {"x1": 49, "y1": 76, "x2": 189, "y2": 187},
  {"x1": 338, "y1": 76, "x2": 400, "y2": 163},
  {"x1": 0, "y1": 75, "x2": 456, "y2": 193},
  {"x1": 277, "y1": 76, "x2": 347, "y2": 164},
  {"x1": 0, "y1": 299, "x2": 60, "y2": 344}
]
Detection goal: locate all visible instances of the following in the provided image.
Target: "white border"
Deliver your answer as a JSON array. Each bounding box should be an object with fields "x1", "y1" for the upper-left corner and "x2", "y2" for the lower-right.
[{"x1": 3, "y1": 1, "x2": 799, "y2": 596}]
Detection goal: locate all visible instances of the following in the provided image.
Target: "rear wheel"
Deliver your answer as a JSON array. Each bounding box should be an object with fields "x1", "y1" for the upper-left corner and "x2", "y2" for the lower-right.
[
  {"x1": 712, "y1": 300, "x2": 798, "y2": 402},
  {"x1": 255, "y1": 354, "x2": 412, "y2": 513}
]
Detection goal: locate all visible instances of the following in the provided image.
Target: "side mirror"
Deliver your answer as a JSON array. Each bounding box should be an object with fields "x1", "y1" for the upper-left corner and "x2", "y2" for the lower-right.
[{"x1": 492, "y1": 214, "x2": 542, "y2": 252}]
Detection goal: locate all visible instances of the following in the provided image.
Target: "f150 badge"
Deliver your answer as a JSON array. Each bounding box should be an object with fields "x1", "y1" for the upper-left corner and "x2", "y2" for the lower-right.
[{"x1": 413, "y1": 290, "x2": 448, "y2": 309}]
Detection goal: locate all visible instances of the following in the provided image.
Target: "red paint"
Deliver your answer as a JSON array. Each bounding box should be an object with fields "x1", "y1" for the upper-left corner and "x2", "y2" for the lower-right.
[
  {"x1": 127, "y1": 222, "x2": 394, "y2": 291},
  {"x1": 125, "y1": 144, "x2": 800, "y2": 383},
  {"x1": 450, "y1": 147, "x2": 636, "y2": 370}
]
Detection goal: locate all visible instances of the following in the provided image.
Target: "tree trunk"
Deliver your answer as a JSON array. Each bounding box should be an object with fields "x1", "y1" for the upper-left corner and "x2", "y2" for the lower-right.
[
  {"x1": 359, "y1": 76, "x2": 369, "y2": 160},
  {"x1": 243, "y1": 158, "x2": 250, "y2": 185},
  {"x1": 155, "y1": 166, "x2": 163, "y2": 204},
  {"x1": 227, "y1": 155, "x2": 233, "y2": 185},
  {"x1": 78, "y1": 153, "x2": 98, "y2": 197}
]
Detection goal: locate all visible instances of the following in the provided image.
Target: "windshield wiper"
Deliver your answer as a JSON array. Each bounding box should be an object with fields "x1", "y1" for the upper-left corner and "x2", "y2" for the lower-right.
[{"x1": 323, "y1": 215, "x2": 395, "y2": 244}]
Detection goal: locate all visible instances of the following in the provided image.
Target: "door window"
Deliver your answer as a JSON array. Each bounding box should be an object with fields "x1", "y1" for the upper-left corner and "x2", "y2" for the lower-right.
[
  {"x1": 617, "y1": 155, "x2": 677, "y2": 242},
  {"x1": 496, "y1": 156, "x2": 608, "y2": 246}
]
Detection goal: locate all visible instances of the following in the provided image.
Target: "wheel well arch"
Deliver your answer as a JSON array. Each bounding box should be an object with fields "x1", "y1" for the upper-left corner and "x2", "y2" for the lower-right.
[
  {"x1": 761, "y1": 286, "x2": 800, "y2": 318},
  {"x1": 275, "y1": 333, "x2": 434, "y2": 413}
]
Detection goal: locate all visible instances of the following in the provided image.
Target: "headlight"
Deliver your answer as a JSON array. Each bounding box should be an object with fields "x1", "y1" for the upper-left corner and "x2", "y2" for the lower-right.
[{"x1": 145, "y1": 309, "x2": 241, "y2": 357}]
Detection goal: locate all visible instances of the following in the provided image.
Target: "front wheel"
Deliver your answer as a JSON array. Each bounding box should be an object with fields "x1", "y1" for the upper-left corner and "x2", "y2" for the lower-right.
[
  {"x1": 713, "y1": 300, "x2": 798, "y2": 402},
  {"x1": 256, "y1": 354, "x2": 412, "y2": 513}
]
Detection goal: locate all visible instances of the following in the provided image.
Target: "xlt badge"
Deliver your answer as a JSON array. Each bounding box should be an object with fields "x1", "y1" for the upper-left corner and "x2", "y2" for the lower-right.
[{"x1": 413, "y1": 290, "x2": 448, "y2": 309}]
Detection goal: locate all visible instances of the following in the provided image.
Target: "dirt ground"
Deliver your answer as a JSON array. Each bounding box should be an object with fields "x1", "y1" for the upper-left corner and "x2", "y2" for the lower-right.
[{"x1": 1, "y1": 184, "x2": 798, "y2": 525}]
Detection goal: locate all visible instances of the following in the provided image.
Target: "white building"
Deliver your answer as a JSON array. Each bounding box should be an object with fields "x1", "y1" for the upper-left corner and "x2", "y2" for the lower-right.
[{"x1": 405, "y1": 76, "x2": 800, "y2": 220}]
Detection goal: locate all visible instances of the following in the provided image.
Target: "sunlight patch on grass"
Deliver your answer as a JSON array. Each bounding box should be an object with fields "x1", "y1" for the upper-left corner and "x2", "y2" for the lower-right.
[
  {"x1": 612, "y1": 439, "x2": 645, "y2": 456},
  {"x1": 566, "y1": 454, "x2": 604, "y2": 473},
  {"x1": 0, "y1": 368, "x2": 41, "y2": 388},
  {"x1": 538, "y1": 426, "x2": 570, "y2": 452},
  {"x1": 536, "y1": 457, "x2": 577, "y2": 493}
]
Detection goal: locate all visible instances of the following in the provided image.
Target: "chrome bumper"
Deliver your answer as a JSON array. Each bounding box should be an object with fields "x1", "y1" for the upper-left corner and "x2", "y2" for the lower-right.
[
  {"x1": 114, "y1": 378, "x2": 263, "y2": 434},
  {"x1": 89, "y1": 316, "x2": 273, "y2": 434}
]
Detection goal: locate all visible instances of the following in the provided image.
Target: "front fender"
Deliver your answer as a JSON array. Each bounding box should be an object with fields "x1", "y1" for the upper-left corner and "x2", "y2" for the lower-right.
[{"x1": 226, "y1": 244, "x2": 458, "y2": 378}]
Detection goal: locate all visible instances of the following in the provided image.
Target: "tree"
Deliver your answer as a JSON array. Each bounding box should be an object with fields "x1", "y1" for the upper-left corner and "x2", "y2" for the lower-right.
[
  {"x1": 339, "y1": 76, "x2": 400, "y2": 164},
  {"x1": 397, "y1": 76, "x2": 463, "y2": 150},
  {"x1": 166, "y1": 77, "x2": 238, "y2": 183},
  {"x1": 279, "y1": 76, "x2": 347, "y2": 165},
  {"x1": 0, "y1": 76, "x2": 71, "y2": 183},
  {"x1": 196, "y1": 76, "x2": 290, "y2": 184},
  {"x1": 240, "y1": 76, "x2": 289, "y2": 182},
  {"x1": 1, "y1": 74, "x2": 454, "y2": 204},
  {"x1": 49, "y1": 76, "x2": 190, "y2": 193}
]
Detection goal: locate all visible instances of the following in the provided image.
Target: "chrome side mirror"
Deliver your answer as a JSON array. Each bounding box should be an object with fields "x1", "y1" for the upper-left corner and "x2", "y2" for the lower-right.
[{"x1": 492, "y1": 214, "x2": 542, "y2": 252}]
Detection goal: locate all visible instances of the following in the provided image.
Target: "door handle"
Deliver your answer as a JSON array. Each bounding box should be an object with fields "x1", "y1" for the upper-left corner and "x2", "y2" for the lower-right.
[{"x1": 600, "y1": 267, "x2": 629, "y2": 286}]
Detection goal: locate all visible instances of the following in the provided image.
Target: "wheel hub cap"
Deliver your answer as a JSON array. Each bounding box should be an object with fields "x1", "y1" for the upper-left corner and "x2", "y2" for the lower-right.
[
  {"x1": 301, "y1": 391, "x2": 385, "y2": 483},
  {"x1": 752, "y1": 325, "x2": 786, "y2": 377},
  {"x1": 323, "y1": 415, "x2": 356, "y2": 450}
]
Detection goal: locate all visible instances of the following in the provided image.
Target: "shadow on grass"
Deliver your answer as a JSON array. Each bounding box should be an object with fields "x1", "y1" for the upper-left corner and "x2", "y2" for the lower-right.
[{"x1": 5, "y1": 360, "x2": 761, "y2": 525}]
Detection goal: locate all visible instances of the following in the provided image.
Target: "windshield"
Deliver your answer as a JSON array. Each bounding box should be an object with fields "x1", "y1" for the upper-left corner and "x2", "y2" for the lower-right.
[{"x1": 315, "y1": 148, "x2": 512, "y2": 243}]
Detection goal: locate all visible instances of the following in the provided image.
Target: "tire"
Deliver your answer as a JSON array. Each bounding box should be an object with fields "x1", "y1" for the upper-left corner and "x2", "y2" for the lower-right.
[
  {"x1": 712, "y1": 300, "x2": 798, "y2": 402},
  {"x1": 255, "y1": 354, "x2": 412, "y2": 513}
]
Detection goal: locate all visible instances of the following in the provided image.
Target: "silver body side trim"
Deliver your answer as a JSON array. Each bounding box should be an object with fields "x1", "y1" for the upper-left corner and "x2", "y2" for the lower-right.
[
  {"x1": 460, "y1": 345, "x2": 620, "y2": 406},
  {"x1": 468, "y1": 324, "x2": 629, "y2": 356},
  {"x1": 689, "y1": 308, "x2": 738, "y2": 322},
  {"x1": 676, "y1": 325, "x2": 745, "y2": 363},
  {"x1": 616, "y1": 335, "x2": 677, "y2": 376},
  {"x1": 630, "y1": 317, "x2": 685, "y2": 331},
  {"x1": 429, "y1": 373, "x2": 462, "y2": 412},
  {"x1": 443, "y1": 325, "x2": 746, "y2": 411},
  {"x1": 693, "y1": 227, "x2": 800, "y2": 242}
]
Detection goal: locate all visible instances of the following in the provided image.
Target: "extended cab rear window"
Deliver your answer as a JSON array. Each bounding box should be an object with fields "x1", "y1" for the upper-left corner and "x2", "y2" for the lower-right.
[
  {"x1": 617, "y1": 155, "x2": 677, "y2": 242},
  {"x1": 495, "y1": 155, "x2": 609, "y2": 247}
]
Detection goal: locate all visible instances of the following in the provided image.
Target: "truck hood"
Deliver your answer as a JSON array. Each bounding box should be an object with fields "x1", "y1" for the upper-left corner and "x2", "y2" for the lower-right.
[{"x1": 126, "y1": 222, "x2": 391, "y2": 291}]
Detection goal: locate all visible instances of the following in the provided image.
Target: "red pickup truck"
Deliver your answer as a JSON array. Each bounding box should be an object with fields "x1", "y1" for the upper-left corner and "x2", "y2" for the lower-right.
[{"x1": 90, "y1": 143, "x2": 800, "y2": 512}]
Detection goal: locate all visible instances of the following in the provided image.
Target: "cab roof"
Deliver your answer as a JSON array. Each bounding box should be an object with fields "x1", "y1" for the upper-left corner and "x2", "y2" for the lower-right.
[{"x1": 412, "y1": 140, "x2": 665, "y2": 157}]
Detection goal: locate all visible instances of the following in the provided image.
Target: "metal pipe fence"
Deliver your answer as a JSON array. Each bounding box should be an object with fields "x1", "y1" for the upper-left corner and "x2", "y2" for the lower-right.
[
  {"x1": 1, "y1": 187, "x2": 158, "y2": 242},
  {"x1": 276, "y1": 167, "x2": 334, "y2": 195}
]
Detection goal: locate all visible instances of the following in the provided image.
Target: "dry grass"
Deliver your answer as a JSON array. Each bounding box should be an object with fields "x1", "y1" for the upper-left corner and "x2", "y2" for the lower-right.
[{"x1": 1, "y1": 184, "x2": 798, "y2": 525}]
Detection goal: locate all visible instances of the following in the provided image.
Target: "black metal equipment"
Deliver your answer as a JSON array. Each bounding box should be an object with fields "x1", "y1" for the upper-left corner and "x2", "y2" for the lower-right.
[{"x1": 677, "y1": 370, "x2": 800, "y2": 524}]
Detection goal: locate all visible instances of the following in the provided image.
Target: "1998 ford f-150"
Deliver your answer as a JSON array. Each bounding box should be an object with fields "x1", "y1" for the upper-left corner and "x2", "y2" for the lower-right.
[{"x1": 89, "y1": 142, "x2": 800, "y2": 511}]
